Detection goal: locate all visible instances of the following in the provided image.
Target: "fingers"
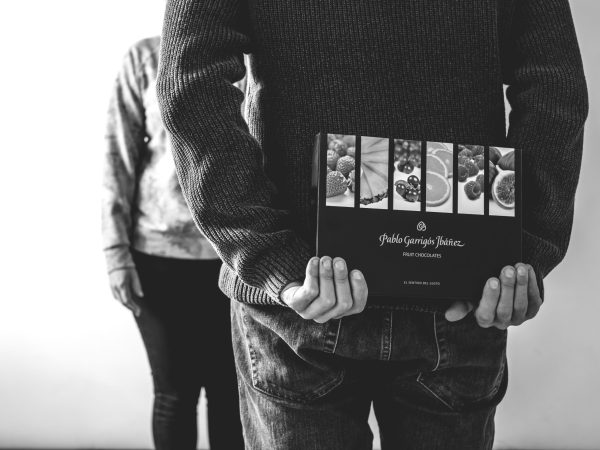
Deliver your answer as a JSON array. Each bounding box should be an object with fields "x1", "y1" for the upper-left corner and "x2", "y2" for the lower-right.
[
  {"x1": 300, "y1": 257, "x2": 337, "y2": 320},
  {"x1": 512, "y1": 264, "x2": 529, "y2": 325},
  {"x1": 284, "y1": 257, "x2": 368, "y2": 323},
  {"x1": 472, "y1": 264, "x2": 542, "y2": 330},
  {"x1": 347, "y1": 270, "x2": 368, "y2": 315},
  {"x1": 110, "y1": 285, "x2": 120, "y2": 302},
  {"x1": 526, "y1": 265, "x2": 543, "y2": 319},
  {"x1": 114, "y1": 284, "x2": 141, "y2": 317},
  {"x1": 313, "y1": 258, "x2": 354, "y2": 323},
  {"x1": 332, "y1": 270, "x2": 368, "y2": 320},
  {"x1": 121, "y1": 283, "x2": 142, "y2": 317},
  {"x1": 284, "y1": 257, "x2": 319, "y2": 311},
  {"x1": 109, "y1": 269, "x2": 142, "y2": 316},
  {"x1": 445, "y1": 301, "x2": 474, "y2": 322},
  {"x1": 475, "y1": 278, "x2": 500, "y2": 328},
  {"x1": 495, "y1": 266, "x2": 516, "y2": 329},
  {"x1": 131, "y1": 271, "x2": 144, "y2": 298}
]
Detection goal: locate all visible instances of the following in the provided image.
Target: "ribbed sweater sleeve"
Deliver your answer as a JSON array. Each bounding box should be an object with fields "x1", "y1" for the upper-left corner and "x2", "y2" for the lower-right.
[
  {"x1": 156, "y1": 0, "x2": 311, "y2": 304},
  {"x1": 102, "y1": 47, "x2": 146, "y2": 273},
  {"x1": 503, "y1": 0, "x2": 588, "y2": 298}
]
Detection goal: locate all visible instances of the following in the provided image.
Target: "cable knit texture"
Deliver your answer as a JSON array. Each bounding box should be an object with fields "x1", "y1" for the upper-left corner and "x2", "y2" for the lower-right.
[{"x1": 157, "y1": 0, "x2": 588, "y2": 306}]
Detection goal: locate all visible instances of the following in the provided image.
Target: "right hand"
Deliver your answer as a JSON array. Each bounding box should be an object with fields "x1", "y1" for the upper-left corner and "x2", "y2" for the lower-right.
[
  {"x1": 280, "y1": 256, "x2": 368, "y2": 323},
  {"x1": 109, "y1": 267, "x2": 144, "y2": 317}
]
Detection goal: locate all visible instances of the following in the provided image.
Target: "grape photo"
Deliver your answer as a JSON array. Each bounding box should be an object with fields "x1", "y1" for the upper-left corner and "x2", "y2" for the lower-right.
[{"x1": 393, "y1": 139, "x2": 421, "y2": 211}]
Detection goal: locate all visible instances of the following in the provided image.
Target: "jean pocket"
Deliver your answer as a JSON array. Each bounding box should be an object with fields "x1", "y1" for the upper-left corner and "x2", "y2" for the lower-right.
[
  {"x1": 416, "y1": 314, "x2": 508, "y2": 412},
  {"x1": 238, "y1": 304, "x2": 345, "y2": 404}
]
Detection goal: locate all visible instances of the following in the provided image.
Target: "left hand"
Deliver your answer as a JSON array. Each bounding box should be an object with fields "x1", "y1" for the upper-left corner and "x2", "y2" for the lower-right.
[{"x1": 445, "y1": 263, "x2": 543, "y2": 329}]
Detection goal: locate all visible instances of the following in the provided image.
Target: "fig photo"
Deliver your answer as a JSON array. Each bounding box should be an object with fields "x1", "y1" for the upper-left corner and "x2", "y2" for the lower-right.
[
  {"x1": 424, "y1": 142, "x2": 453, "y2": 213},
  {"x1": 325, "y1": 133, "x2": 356, "y2": 207},
  {"x1": 489, "y1": 146, "x2": 517, "y2": 217},
  {"x1": 393, "y1": 139, "x2": 422, "y2": 211},
  {"x1": 360, "y1": 136, "x2": 389, "y2": 210},
  {"x1": 457, "y1": 144, "x2": 485, "y2": 215}
]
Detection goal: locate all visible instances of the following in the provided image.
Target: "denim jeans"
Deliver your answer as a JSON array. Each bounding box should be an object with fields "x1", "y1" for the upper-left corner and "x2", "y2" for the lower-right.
[
  {"x1": 133, "y1": 250, "x2": 244, "y2": 450},
  {"x1": 231, "y1": 301, "x2": 508, "y2": 450}
]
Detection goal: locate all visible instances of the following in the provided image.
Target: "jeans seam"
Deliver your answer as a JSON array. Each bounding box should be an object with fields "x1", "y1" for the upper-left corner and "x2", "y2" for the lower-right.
[
  {"x1": 331, "y1": 318, "x2": 342, "y2": 354},
  {"x1": 387, "y1": 311, "x2": 393, "y2": 361},
  {"x1": 416, "y1": 372, "x2": 455, "y2": 412},
  {"x1": 366, "y1": 303, "x2": 445, "y2": 314},
  {"x1": 380, "y1": 311, "x2": 392, "y2": 361},
  {"x1": 323, "y1": 318, "x2": 342, "y2": 354},
  {"x1": 241, "y1": 311, "x2": 261, "y2": 390},
  {"x1": 434, "y1": 312, "x2": 450, "y2": 370},
  {"x1": 432, "y1": 313, "x2": 441, "y2": 371}
]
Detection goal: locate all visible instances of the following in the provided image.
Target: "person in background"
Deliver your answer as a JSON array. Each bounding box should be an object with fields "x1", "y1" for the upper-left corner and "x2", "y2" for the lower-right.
[
  {"x1": 102, "y1": 36, "x2": 245, "y2": 450},
  {"x1": 157, "y1": 1, "x2": 587, "y2": 449}
]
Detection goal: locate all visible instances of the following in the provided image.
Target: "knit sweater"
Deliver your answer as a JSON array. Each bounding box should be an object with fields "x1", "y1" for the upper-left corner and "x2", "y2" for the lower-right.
[{"x1": 157, "y1": 0, "x2": 588, "y2": 307}]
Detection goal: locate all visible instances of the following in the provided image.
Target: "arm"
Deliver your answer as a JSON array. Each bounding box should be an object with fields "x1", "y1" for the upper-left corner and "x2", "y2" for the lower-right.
[
  {"x1": 446, "y1": 0, "x2": 588, "y2": 326},
  {"x1": 102, "y1": 47, "x2": 145, "y2": 274},
  {"x1": 157, "y1": 0, "x2": 310, "y2": 303},
  {"x1": 503, "y1": 0, "x2": 588, "y2": 299}
]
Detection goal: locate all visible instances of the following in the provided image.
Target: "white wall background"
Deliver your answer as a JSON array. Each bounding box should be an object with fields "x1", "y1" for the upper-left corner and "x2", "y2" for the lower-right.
[{"x1": 0, "y1": 1, "x2": 598, "y2": 448}]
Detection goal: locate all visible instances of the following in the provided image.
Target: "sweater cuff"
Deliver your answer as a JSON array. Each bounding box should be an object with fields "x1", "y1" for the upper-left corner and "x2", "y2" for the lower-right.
[
  {"x1": 522, "y1": 230, "x2": 551, "y2": 301},
  {"x1": 104, "y1": 245, "x2": 136, "y2": 274},
  {"x1": 256, "y1": 236, "x2": 312, "y2": 305}
]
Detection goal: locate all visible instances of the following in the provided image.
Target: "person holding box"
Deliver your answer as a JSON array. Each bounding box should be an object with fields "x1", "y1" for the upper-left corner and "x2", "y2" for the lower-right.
[{"x1": 157, "y1": 2, "x2": 588, "y2": 448}]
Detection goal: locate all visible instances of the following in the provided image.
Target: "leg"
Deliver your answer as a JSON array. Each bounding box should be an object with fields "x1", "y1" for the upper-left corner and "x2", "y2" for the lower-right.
[
  {"x1": 133, "y1": 251, "x2": 204, "y2": 450},
  {"x1": 199, "y1": 261, "x2": 244, "y2": 450},
  {"x1": 231, "y1": 301, "x2": 374, "y2": 450},
  {"x1": 373, "y1": 384, "x2": 499, "y2": 450},
  {"x1": 373, "y1": 312, "x2": 508, "y2": 450}
]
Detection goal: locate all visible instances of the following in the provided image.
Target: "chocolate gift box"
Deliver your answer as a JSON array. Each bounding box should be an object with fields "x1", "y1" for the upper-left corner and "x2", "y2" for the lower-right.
[{"x1": 310, "y1": 133, "x2": 522, "y2": 302}]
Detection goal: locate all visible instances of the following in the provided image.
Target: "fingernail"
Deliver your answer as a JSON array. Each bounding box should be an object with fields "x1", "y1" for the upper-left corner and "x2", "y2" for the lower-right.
[
  {"x1": 323, "y1": 258, "x2": 332, "y2": 269},
  {"x1": 335, "y1": 260, "x2": 345, "y2": 270},
  {"x1": 490, "y1": 279, "x2": 499, "y2": 289},
  {"x1": 352, "y1": 271, "x2": 362, "y2": 280},
  {"x1": 517, "y1": 266, "x2": 527, "y2": 276},
  {"x1": 505, "y1": 268, "x2": 515, "y2": 278}
]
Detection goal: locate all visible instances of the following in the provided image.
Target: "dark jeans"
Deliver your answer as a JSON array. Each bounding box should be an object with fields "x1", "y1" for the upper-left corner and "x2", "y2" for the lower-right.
[
  {"x1": 133, "y1": 250, "x2": 244, "y2": 450},
  {"x1": 232, "y1": 302, "x2": 508, "y2": 450}
]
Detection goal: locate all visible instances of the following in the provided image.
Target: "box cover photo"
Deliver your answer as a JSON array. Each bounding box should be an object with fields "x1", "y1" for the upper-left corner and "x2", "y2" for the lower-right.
[{"x1": 311, "y1": 133, "x2": 522, "y2": 302}]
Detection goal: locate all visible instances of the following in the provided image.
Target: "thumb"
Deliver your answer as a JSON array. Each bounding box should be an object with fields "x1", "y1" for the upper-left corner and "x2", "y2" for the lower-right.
[
  {"x1": 281, "y1": 257, "x2": 319, "y2": 311},
  {"x1": 131, "y1": 270, "x2": 144, "y2": 298},
  {"x1": 297, "y1": 257, "x2": 319, "y2": 297},
  {"x1": 445, "y1": 301, "x2": 473, "y2": 322},
  {"x1": 281, "y1": 281, "x2": 302, "y2": 304}
]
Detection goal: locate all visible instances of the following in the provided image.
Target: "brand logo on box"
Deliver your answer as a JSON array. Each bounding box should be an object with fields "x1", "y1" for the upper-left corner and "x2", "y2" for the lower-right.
[
  {"x1": 378, "y1": 232, "x2": 465, "y2": 249},
  {"x1": 416, "y1": 221, "x2": 427, "y2": 232}
]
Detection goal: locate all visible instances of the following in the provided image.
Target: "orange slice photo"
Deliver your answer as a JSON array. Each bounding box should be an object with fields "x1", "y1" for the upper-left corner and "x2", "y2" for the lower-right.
[
  {"x1": 431, "y1": 148, "x2": 453, "y2": 178},
  {"x1": 426, "y1": 154, "x2": 449, "y2": 179},
  {"x1": 425, "y1": 170, "x2": 451, "y2": 207}
]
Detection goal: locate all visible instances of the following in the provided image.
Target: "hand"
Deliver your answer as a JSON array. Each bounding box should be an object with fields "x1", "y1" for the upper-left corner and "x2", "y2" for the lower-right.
[
  {"x1": 445, "y1": 263, "x2": 543, "y2": 329},
  {"x1": 109, "y1": 267, "x2": 144, "y2": 317},
  {"x1": 280, "y1": 256, "x2": 368, "y2": 323}
]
